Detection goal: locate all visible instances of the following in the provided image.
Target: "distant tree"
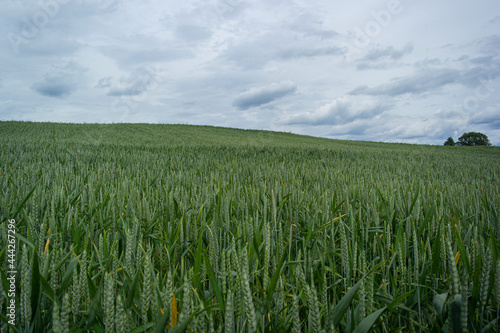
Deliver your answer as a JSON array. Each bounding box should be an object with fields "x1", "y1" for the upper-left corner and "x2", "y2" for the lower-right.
[
  {"x1": 443, "y1": 137, "x2": 455, "y2": 146},
  {"x1": 456, "y1": 132, "x2": 491, "y2": 146}
]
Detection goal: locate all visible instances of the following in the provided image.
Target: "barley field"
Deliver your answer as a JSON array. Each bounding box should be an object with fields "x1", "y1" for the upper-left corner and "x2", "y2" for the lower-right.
[{"x1": 1, "y1": 121, "x2": 499, "y2": 332}]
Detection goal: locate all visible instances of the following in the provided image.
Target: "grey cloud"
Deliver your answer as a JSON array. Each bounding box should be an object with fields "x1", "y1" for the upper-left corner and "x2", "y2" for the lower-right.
[
  {"x1": 101, "y1": 44, "x2": 193, "y2": 68},
  {"x1": 489, "y1": 15, "x2": 500, "y2": 24},
  {"x1": 356, "y1": 44, "x2": 413, "y2": 70},
  {"x1": 468, "y1": 107, "x2": 500, "y2": 128},
  {"x1": 32, "y1": 81, "x2": 75, "y2": 98},
  {"x1": 434, "y1": 108, "x2": 465, "y2": 120},
  {"x1": 477, "y1": 34, "x2": 500, "y2": 55},
  {"x1": 361, "y1": 44, "x2": 413, "y2": 61},
  {"x1": 175, "y1": 24, "x2": 212, "y2": 42},
  {"x1": 222, "y1": 35, "x2": 283, "y2": 69},
  {"x1": 278, "y1": 46, "x2": 343, "y2": 60},
  {"x1": 350, "y1": 69, "x2": 460, "y2": 96},
  {"x1": 31, "y1": 61, "x2": 87, "y2": 98},
  {"x1": 233, "y1": 81, "x2": 297, "y2": 110},
  {"x1": 288, "y1": 13, "x2": 339, "y2": 39},
  {"x1": 96, "y1": 77, "x2": 112, "y2": 89},
  {"x1": 107, "y1": 67, "x2": 159, "y2": 97},
  {"x1": 222, "y1": 31, "x2": 344, "y2": 70}
]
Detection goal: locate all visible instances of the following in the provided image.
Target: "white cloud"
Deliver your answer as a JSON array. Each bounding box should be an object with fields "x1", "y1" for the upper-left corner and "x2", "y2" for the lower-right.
[
  {"x1": 283, "y1": 95, "x2": 389, "y2": 128},
  {"x1": 233, "y1": 81, "x2": 297, "y2": 110},
  {"x1": 1, "y1": 0, "x2": 500, "y2": 144}
]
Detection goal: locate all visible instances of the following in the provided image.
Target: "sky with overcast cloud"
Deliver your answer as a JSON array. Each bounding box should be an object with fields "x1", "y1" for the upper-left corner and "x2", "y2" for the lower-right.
[{"x1": 1, "y1": 0, "x2": 500, "y2": 145}]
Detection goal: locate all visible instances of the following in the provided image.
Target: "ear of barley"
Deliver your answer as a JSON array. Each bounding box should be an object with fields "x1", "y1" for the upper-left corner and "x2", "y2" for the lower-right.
[
  {"x1": 292, "y1": 294, "x2": 301, "y2": 333},
  {"x1": 61, "y1": 292, "x2": 70, "y2": 333},
  {"x1": 208, "y1": 226, "x2": 219, "y2": 275},
  {"x1": 53, "y1": 299, "x2": 62, "y2": 333},
  {"x1": 104, "y1": 272, "x2": 115, "y2": 332},
  {"x1": 20, "y1": 244, "x2": 32, "y2": 328},
  {"x1": 263, "y1": 221, "x2": 270, "y2": 292},
  {"x1": 366, "y1": 271, "x2": 374, "y2": 315},
  {"x1": 440, "y1": 224, "x2": 447, "y2": 275},
  {"x1": 385, "y1": 221, "x2": 391, "y2": 256},
  {"x1": 359, "y1": 278, "x2": 366, "y2": 322},
  {"x1": 479, "y1": 247, "x2": 491, "y2": 310},
  {"x1": 98, "y1": 233, "x2": 104, "y2": 265},
  {"x1": 72, "y1": 267, "x2": 80, "y2": 321},
  {"x1": 231, "y1": 240, "x2": 242, "y2": 317},
  {"x1": 339, "y1": 221, "x2": 348, "y2": 279},
  {"x1": 225, "y1": 289, "x2": 234, "y2": 333},
  {"x1": 306, "y1": 284, "x2": 321, "y2": 333},
  {"x1": 447, "y1": 240, "x2": 459, "y2": 296},
  {"x1": 152, "y1": 272, "x2": 160, "y2": 322},
  {"x1": 295, "y1": 263, "x2": 307, "y2": 295},
  {"x1": 193, "y1": 301, "x2": 206, "y2": 332},
  {"x1": 79, "y1": 250, "x2": 89, "y2": 310},
  {"x1": 495, "y1": 259, "x2": 500, "y2": 308},
  {"x1": 116, "y1": 294, "x2": 128, "y2": 333},
  {"x1": 239, "y1": 247, "x2": 256, "y2": 332},
  {"x1": 142, "y1": 255, "x2": 152, "y2": 323},
  {"x1": 412, "y1": 223, "x2": 419, "y2": 282},
  {"x1": 179, "y1": 272, "x2": 192, "y2": 324},
  {"x1": 220, "y1": 248, "x2": 228, "y2": 296},
  {"x1": 321, "y1": 270, "x2": 328, "y2": 317},
  {"x1": 50, "y1": 247, "x2": 60, "y2": 291},
  {"x1": 208, "y1": 310, "x2": 215, "y2": 333},
  {"x1": 461, "y1": 272, "x2": 468, "y2": 333}
]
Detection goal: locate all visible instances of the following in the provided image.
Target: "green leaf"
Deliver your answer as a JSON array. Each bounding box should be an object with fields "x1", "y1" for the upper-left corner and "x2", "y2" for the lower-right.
[
  {"x1": 450, "y1": 294, "x2": 462, "y2": 333},
  {"x1": 126, "y1": 269, "x2": 142, "y2": 309},
  {"x1": 39, "y1": 275, "x2": 56, "y2": 303},
  {"x1": 353, "y1": 307, "x2": 387, "y2": 333},
  {"x1": 327, "y1": 279, "x2": 362, "y2": 328},
  {"x1": 432, "y1": 229, "x2": 442, "y2": 273},
  {"x1": 31, "y1": 247, "x2": 41, "y2": 321},
  {"x1": 58, "y1": 258, "x2": 78, "y2": 295},
  {"x1": 167, "y1": 308, "x2": 197, "y2": 333},
  {"x1": 13, "y1": 232, "x2": 35, "y2": 251},
  {"x1": 433, "y1": 293, "x2": 448, "y2": 325},
  {"x1": 154, "y1": 305, "x2": 170, "y2": 333},
  {"x1": 11, "y1": 179, "x2": 40, "y2": 220},
  {"x1": 481, "y1": 316, "x2": 500, "y2": 333},
  {"x1": 263, "y1": 239, "x2": 288, "y2": 315},
  {"x1": 204, "y1": 252, "x2": 224, "y2": 315},
  {"x1": 451, "y1": 225, "x2": 470, "y2": 276},
  {"x1": 193, "y1": 232, "x2": 204, "y2": 289},
  {"x1": 387, "y1": 289, "x2": 414, "y2": 311}
]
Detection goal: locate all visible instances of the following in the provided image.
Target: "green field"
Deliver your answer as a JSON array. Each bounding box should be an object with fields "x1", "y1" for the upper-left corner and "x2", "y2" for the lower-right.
[{"x1": 1, "y1": 121, "x2": 499, "y2": 332}]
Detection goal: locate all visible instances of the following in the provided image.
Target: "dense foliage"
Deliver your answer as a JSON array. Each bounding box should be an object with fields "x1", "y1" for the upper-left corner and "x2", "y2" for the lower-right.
[
  {"x1": 457, "y1": 132, "x2": 492, "y2": 146},
  {"x1": 443, "y1": 137, "x2": 455, "y2": 146},
  {"x1": 1, "y1": 121, "x2": 499, "y2": 332}
]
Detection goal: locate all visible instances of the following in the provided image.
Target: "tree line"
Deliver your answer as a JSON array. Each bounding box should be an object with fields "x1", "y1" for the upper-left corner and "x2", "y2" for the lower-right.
[{"x1": 444, "y1": 132, "x2": 491, "y2": 146}]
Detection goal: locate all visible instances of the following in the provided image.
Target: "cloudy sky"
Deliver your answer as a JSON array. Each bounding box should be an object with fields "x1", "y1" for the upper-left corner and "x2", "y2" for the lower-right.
[{"x1": 1, "y1": 0, "x2": 500, "y2": 145}]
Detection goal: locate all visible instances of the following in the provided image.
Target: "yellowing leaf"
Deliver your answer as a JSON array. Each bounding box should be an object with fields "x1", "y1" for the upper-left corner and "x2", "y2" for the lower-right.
[
  {"x1": 72, "y1": 249, "x2": 81, "y2": 266},
  {"x1": 454, "y1": 251, "x2": 460, "y2": 266},
  {"x1": 43, "y1": 238, "x2": 50, "y2": 256},
  {"x1": 171, "y1": 294, "x2": 177, "y2": 328}
]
